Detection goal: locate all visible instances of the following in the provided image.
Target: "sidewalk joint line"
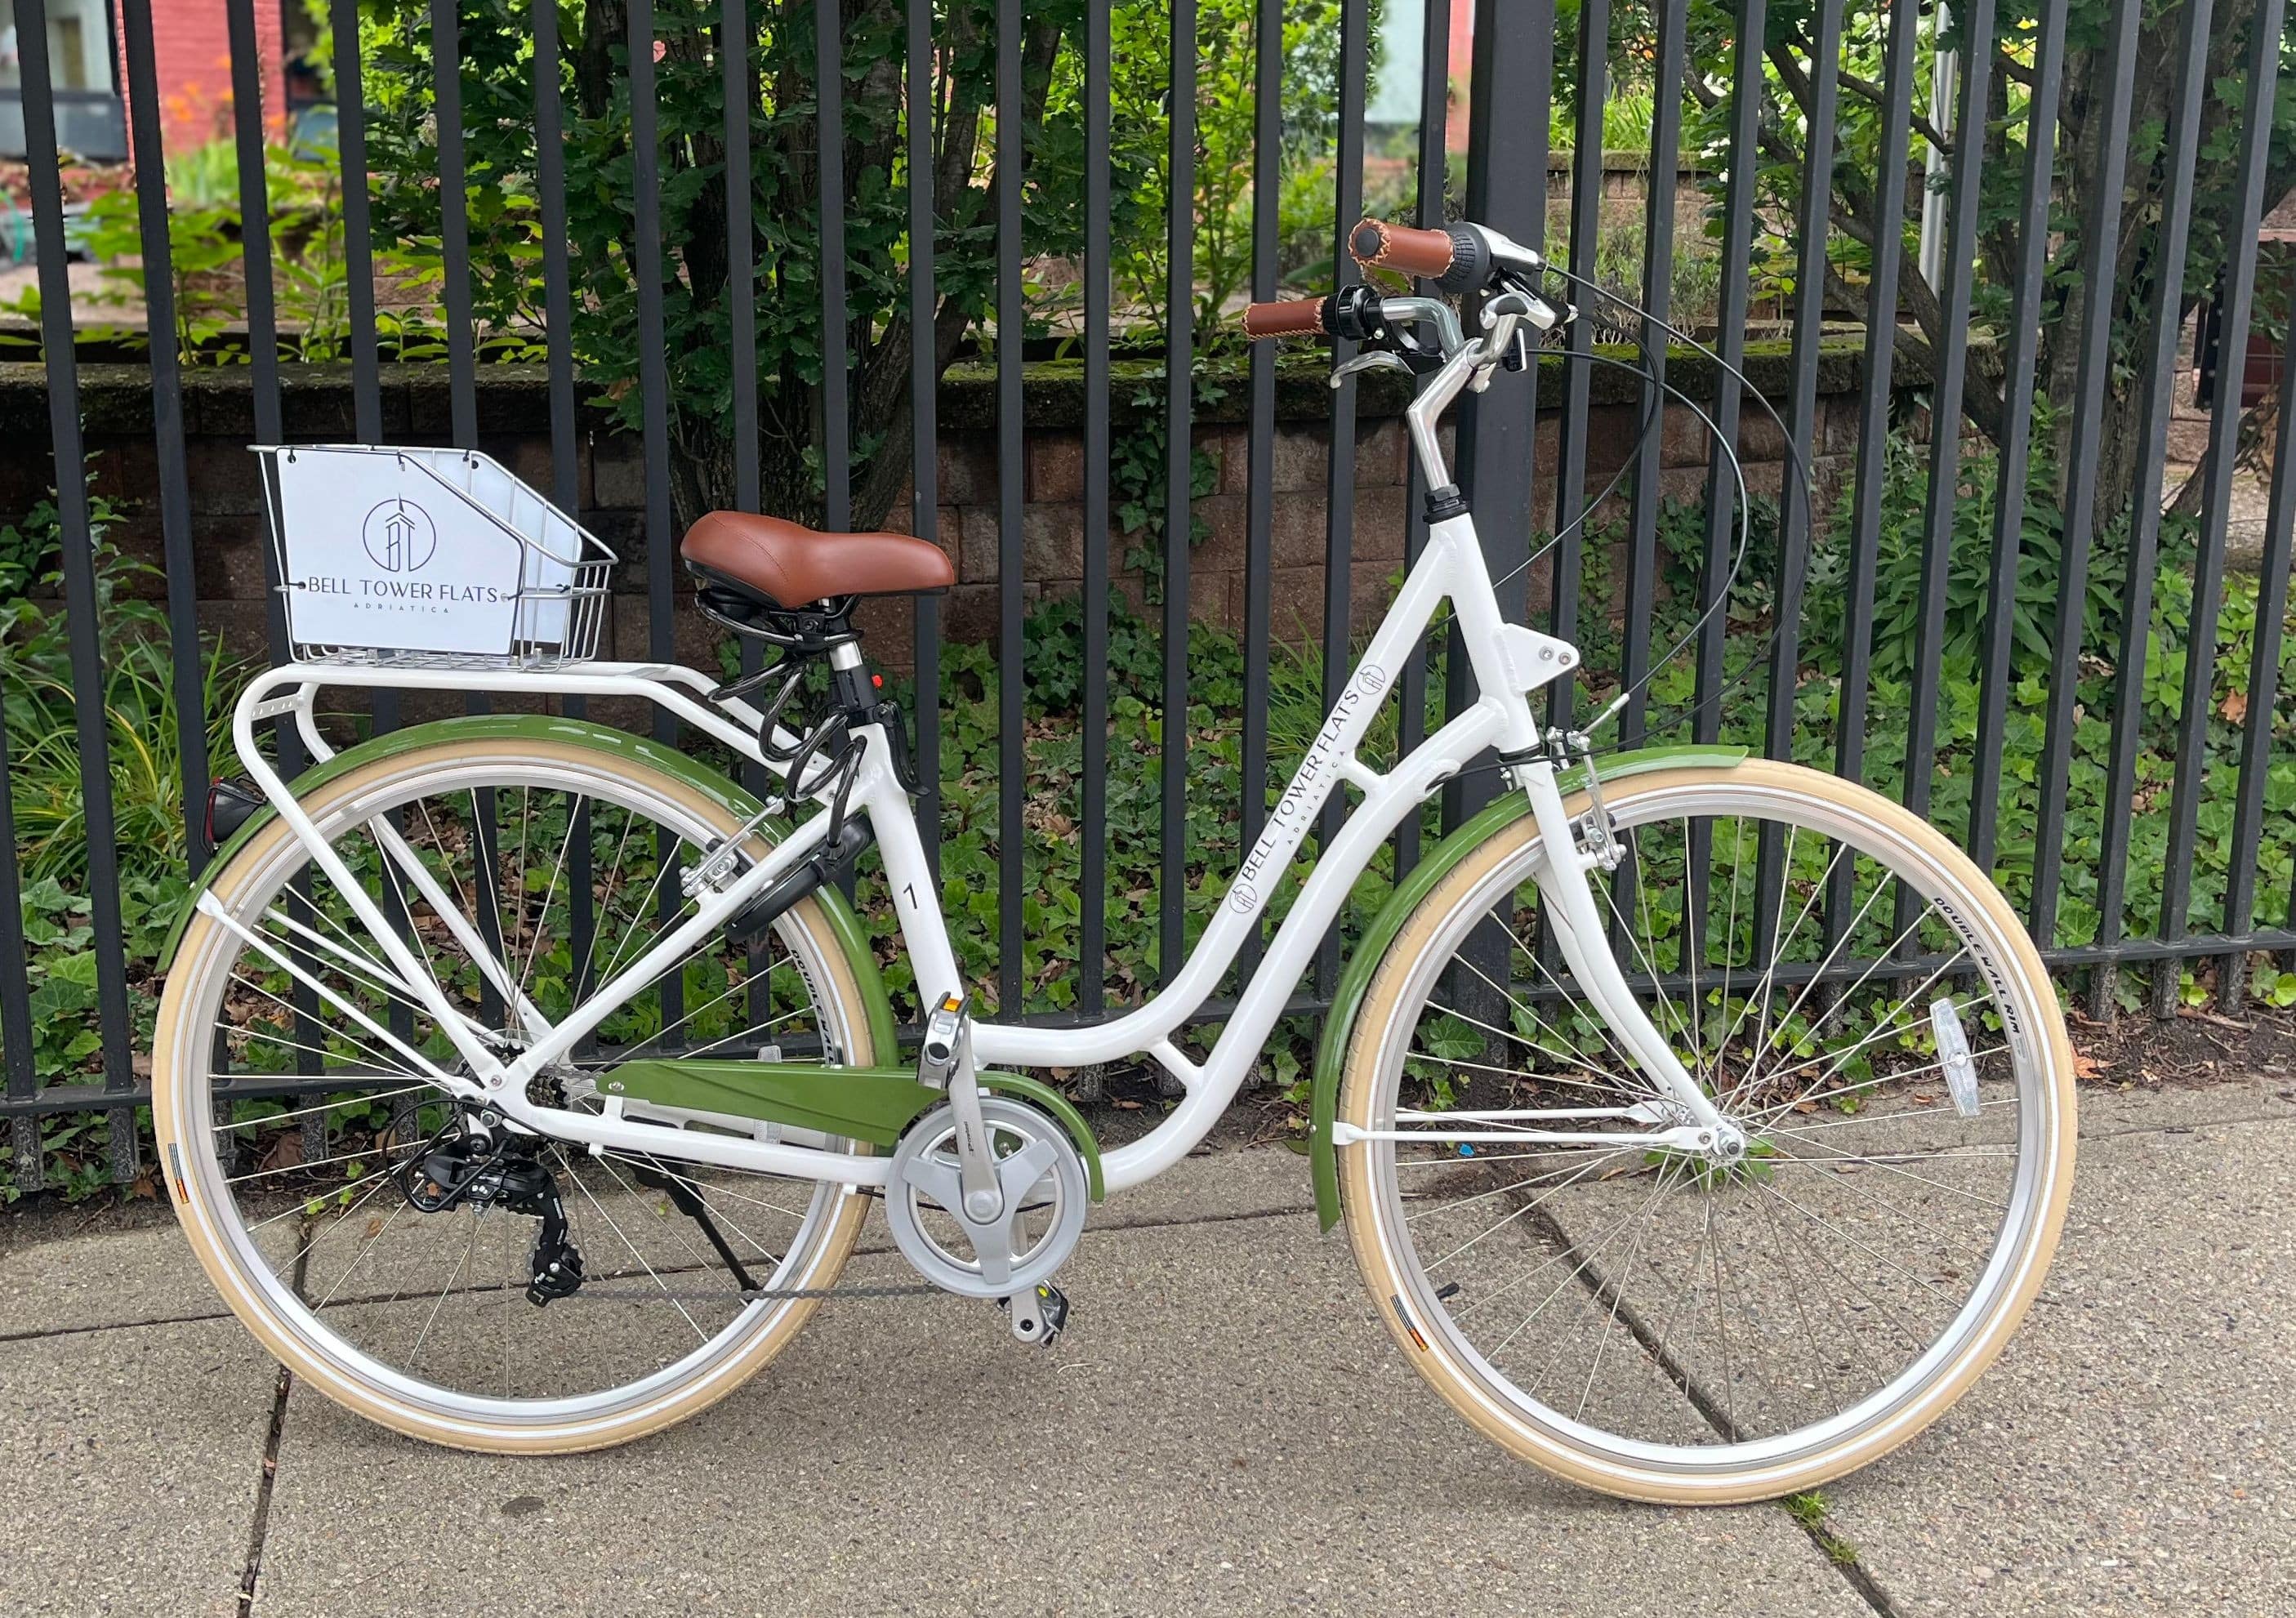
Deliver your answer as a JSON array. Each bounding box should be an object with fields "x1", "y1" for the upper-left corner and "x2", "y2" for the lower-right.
[
  {"x1": 2077, "y1": 1108, "x2": 2296, "y2": 1144},
  {"x1": 0, "y1": 1307, "x2": 235, "y2": 1346}
]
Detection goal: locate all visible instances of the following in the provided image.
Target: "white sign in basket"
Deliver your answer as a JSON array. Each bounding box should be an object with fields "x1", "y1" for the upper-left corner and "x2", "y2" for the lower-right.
[{"x1": 268, "y1": 446, "x2": 591, "y2": 657}]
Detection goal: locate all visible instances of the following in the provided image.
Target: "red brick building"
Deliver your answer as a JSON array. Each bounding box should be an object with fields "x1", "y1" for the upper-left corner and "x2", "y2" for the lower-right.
[{"x1": 2, "y1": 0, "x2": 290, "y2": 164}]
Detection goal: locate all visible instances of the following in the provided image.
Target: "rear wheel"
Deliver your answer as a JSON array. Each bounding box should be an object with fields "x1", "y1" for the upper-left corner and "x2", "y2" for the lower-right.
[
  {"x1": 154, "y1": 736, "x2": 882, "y2": 1453},
  {"x1": 1339, "y1": 760, "x2": 2075, "y2": 1502}
]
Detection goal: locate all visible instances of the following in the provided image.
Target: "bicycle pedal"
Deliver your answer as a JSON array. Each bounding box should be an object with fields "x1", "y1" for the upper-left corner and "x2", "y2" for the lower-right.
[{"x1": 1000, "y1": 1282, "x2": 1069, "y2": 1348}]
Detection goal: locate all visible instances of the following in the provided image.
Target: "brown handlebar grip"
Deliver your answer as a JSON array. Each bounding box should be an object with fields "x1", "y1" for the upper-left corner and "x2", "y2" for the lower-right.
[
  {"x1": 1349, "y1": 217, "x2": 1456, "y2": 278},
  {"x1": 1241, "y1": 297, "x2": 1329, "y2": 340}
]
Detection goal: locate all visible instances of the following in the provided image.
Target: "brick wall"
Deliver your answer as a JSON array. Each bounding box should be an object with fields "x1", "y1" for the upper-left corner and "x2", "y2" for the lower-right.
[
  {"x1": 125, "y1": 0, "x2": 286, "y2": 157},
  {"x1": 1, "y1": 349, "x2": 1878, "y2": 682}
]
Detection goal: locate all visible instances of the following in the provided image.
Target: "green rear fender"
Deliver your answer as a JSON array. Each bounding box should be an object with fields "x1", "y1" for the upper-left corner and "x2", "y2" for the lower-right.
[
  {"x1": 1308, "y1": 745, "x2": 1748, "y2": 1231},
  {"x1": 160, "y1": 713, "x2": 900, "y2": 1064}
]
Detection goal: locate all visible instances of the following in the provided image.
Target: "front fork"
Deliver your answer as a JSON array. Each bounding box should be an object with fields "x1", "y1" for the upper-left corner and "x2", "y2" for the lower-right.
[{"x1": 1513, "y1": 756, "x2": 1742, "y2": 1154}]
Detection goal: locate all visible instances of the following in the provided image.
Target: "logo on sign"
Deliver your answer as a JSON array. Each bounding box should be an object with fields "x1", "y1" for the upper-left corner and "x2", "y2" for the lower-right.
[{"x1": 363, "y1": 499, "x2": 439, "y2": 574}]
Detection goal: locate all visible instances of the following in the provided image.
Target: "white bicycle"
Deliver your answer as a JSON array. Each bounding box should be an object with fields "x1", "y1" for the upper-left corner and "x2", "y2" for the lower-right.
[{"x1": 152, "y1": 216, "x2": 2074, "y2": 1504}]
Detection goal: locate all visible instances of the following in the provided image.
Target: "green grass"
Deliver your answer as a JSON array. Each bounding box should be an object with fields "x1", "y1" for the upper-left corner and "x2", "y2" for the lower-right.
[{"x1": 1783, "y1": 1490, "x2": 1864, "y2": 1565}]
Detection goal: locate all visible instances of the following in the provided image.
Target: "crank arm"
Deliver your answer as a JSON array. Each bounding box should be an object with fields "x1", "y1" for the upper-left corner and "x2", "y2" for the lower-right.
[{"x1": 921, "y1": 992, "x2": 1003, "y2": 1221}]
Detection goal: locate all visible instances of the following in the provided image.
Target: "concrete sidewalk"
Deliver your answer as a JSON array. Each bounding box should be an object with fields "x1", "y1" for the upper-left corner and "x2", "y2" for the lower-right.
[{"x1": 2, "y1": 1075, "x2": 2290, "y2": 1617}]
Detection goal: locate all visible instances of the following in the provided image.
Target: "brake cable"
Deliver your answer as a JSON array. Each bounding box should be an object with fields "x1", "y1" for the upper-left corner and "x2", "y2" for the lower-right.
[{"x1": 1409, "y1": 261, "x2": 1814, "y2": 744}]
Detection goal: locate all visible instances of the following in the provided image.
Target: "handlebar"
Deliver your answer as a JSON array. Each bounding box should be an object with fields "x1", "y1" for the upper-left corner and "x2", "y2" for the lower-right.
[
  {"x1": 1350, "y1": 216, "x2": 1544, "y2": 292},
  {"x1": 1237, "y1": 219, "x2": 1563, "y2": 399},
  {"x1": 1241, "y1": 296, "x2": 1331, "y2": 341},
  {"x1": 1348, "y1": 219, "x2": 1461, "y2": 282}
]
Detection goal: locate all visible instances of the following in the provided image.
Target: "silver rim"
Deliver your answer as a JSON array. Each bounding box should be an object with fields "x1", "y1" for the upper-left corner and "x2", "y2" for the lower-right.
[
  {"x1": 1358, "y1": 778, "x2": 2065, "y2": 1479},
  {"x1": 166, "y1": 751, "x2": 868, "y2": 1429}
]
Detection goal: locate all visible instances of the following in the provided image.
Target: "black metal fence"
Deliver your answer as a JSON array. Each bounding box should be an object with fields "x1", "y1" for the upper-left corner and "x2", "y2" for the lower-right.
[{"x1": 4, "y1": 0, "x2": 2294, "y2": 1191}]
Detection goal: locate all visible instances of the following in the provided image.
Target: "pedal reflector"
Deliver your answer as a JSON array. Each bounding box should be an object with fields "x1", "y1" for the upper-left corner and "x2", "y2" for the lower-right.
[{"x1": 1929, "y1": 998, "x2": 1982, "y2": 1119}]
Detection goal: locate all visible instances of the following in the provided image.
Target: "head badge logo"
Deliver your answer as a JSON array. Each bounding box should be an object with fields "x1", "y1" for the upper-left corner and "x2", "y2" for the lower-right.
[{"x1": 362, "y1": 498, "x2": 439, "y2": 574}]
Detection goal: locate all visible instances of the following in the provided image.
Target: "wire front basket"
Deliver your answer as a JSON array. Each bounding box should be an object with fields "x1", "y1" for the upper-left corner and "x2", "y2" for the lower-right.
[{"x1": 255, "y1": 444, "x2": 617, "y2": 668}]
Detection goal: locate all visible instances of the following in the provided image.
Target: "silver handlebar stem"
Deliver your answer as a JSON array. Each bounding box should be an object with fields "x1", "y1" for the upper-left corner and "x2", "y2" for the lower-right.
[
  {"x1": 1402, "y1": 342, "x2": 1483, "y2": 489},
  {"x1": 1380, "y1": 265, "x2": 1558, "y2": 488}
]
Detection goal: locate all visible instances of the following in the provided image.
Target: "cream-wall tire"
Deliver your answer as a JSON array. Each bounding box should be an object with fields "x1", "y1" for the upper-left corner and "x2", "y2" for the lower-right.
[
  {"x1": 154, "y1": 738, "x2": 881, "y2": 1455},
  {"x1": 1338, "y1": 760, "x2": 2076, "y2": 1504}
]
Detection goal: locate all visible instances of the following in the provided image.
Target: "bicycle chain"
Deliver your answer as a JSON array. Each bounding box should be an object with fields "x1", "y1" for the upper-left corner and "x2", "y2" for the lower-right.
[{"x1": 561, "y1": 1278, "x2": 943, "y2": 1304}]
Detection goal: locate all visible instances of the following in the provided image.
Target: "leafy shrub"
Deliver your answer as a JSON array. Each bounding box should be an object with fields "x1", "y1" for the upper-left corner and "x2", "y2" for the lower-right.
[{"x1": 1, "y1": 495, "x2": 244, "y2": 1193}]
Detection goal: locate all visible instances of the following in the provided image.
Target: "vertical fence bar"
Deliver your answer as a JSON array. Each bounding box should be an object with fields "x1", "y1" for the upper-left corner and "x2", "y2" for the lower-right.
[
  {"x1": 19, "y1": 0, "x2": 137, "y2": 1175},
  {"x1": 1313, "y1": 0, "x2": 1365, "y2": 995},
  {"x1": 226, "y1": 0, "x2": 289, "y2": 673},
  {"x1": 535, "y1": 6, "x2": 577, "y2": 497},
  {"x1": 534, "y1": 0, "x2": 593, "y2": 1031},
  {"x1": 332, "y1": 0, "x2": 382, "y2": 444},
  {"x1": 0, "y1": 717, "x2": 36, "y2": 1189},
  {"x1": 1445, "y1": 0, "x2": 1547, "y2": 1019},
  {"x1": 0, "y1": 14, "x2": 45, "y2": 1151},
  {"x1": 1691, "y1": 0, "x2": 1766, "y2": 740},
  {"x1": 1531, "y1": 0, "x2": 1597, "y2": 986},
  {"x1": 2089, "y1": 0, "x2": 2216, "y2": 1017},
  {"x1": 1546, "y1": 0, "x2": 1603, "y2": 737},
  {"x1": 1237, "y1": 0, "x2": 1279, "y2": 978},
  {"x1": 1160, "y1": 0, "x2": 1197, "y2": 989},
  {"x1": 2028, "y1": 0, "x2": 2140, "y2": 951},
  {"x1": 2152, "y1": 0, "x2": 2284, "y2": 1010},
  {"x1": 1752, "y1": 0, "x2": 1843, "y2": 964},
  {"x1": 724, "y1": 0, "x2": 765, "y2": 814},
  {"x1": 628, "y1": 0, "x2": 684, "y2": 1040},
  {"x1": 1080, "y1": 0, "x2": 1112, "y2": 1007},
  {"x1": 1895, "y1": 0, "x2": 1995, "y2": 942},
  {"x1": 1966, "y1": 0, "x2": 2068, "y2": 877},
  {"x1": 1683, "y1": 0, "x2": 1766, "y2": 976},
  {"x1": 226, "y1": 0, "x2": 320, "y2": 1144},
  {"x1": 1615, "y1": 0, "x2": 1687, "y2": 747},
  {"x1": 721, "y1": 0, "x2": 765, "y2": 1021},
  {"x1": 1821, "y1": 0, "x2": 1919, "y2": 945},
  {"x1": 630, "y1": 0, "x2": 675, "y2": 702},
  {"x1": 725, "y1": 2, "x2": 760, "y2": 515},
  {"x1": 117, "y1": 0, "x2": 211, "y2": 866},
  {"x1": 430, "y1": 0, "x2": 479, "y2": 448},
  {"x1": 1446, "y1": 0, "x2": 1547, "y2": 757},
  {"x1": 430, "y1": 0, "x2": 505, "y2": 1037},
  {"x1": 333, "y1": 0, "x2": 396, "y2": 747},
  {"x1": 996, "y1": 0, "x2": 1026, "y2": 1011},
  {"x1": 328, "y1": 0, "x2": 414, "y2": 1046},
  {"x1": 1393, "y1": 0, "x2": 1451, "y2": 878},
  {"x1": 2220, "y1": 287, "x2": 2296, "y2": 993},
  {"x1": 908, "y1": 0, "x2": 944, "y2": 890},
  {"x1": 818, "y1": 0, "x2": 851, "y2": 532}
]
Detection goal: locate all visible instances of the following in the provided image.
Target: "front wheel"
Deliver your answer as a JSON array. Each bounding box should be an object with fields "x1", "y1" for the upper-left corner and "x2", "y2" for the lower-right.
[{"x1": 1338, "y1": 760, "x2": 2075, "y2": 1503}]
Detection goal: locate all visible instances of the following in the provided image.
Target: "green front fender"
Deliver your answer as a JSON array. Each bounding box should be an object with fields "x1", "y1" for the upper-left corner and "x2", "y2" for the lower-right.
[
  {"x1": 161, "y1": 713, "x2": 900, "y2": 1064},
  {"x1": 1308, "y1": 745, "x2": 1749, "y2": 1231}
]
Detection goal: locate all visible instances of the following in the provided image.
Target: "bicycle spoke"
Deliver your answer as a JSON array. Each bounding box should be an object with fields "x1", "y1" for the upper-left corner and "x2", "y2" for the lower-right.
[{"x1": 1363, "y1": 770, "x2": 2065, "y2": 1465}]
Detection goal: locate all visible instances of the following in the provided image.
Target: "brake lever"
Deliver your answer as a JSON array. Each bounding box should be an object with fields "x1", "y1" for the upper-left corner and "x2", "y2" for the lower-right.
[{"x1": 1329, "y1": 351, "x2": 1414, "y2": 388}]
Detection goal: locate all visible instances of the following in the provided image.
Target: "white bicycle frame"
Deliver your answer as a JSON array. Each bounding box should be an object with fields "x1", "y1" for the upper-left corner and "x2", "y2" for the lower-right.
[{"x1": 214, "y1": 314, "x2": 1732, "y2": 1203}]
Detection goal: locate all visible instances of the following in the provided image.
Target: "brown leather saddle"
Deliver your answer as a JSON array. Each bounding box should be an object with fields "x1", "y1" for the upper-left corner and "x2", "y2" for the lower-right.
[{"x1": 680, "y1": 511, "x2": 954, "y2": 610}]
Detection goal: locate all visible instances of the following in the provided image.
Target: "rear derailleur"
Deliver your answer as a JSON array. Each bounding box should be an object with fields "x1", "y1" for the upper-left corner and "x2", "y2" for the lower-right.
[{"x1": 390, "y1": 1107, "x2": 584, "y2": 1307}]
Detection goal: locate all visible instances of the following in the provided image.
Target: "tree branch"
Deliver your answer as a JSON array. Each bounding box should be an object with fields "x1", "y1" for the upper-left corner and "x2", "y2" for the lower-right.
[
  {"x1": 1823, "y1": 263, "x2": 2009, "y2": 446},
  {"x1": 1837, "y1": 65, "x2": 1955, "y2": 158}
]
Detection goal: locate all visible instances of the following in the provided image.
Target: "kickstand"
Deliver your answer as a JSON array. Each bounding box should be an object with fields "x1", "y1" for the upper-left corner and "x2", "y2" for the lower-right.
[{"x1": 625, "y1": 1157, "x2": 760, "y2": 1294}]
